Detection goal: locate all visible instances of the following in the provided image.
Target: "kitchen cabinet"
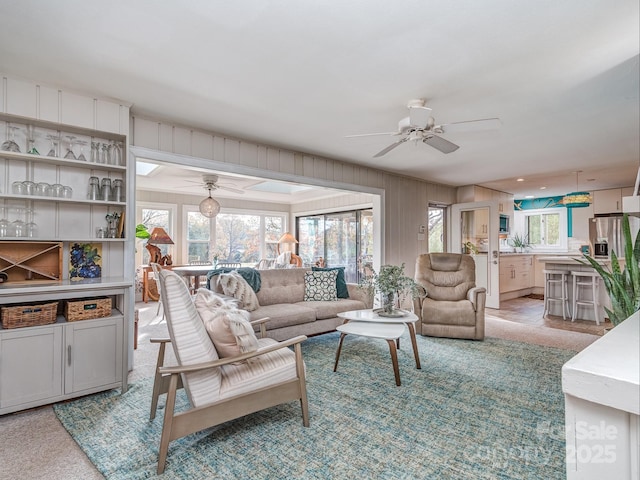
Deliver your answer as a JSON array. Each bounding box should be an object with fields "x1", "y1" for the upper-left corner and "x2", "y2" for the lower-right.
[
  {"x1": 499, "y1": 255, "x2": 533, "y2": 294},
  {"x1": 593, "y1": 187, "x2": 634, "y2": 214},
  {"x1": 0, "y1": 102, "x2": 132, "y2": 414}
]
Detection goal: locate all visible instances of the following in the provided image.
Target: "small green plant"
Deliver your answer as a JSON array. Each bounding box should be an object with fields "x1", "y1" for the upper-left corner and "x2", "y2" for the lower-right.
[
  {"x1": 579, "y1": 213, "x2": 640, "y2": 326},
  {"x1": 509, "y1": 232, "x2": 530, "y2": 250},
  {"x1": 359, "y1": 263, "x2": 423, "y2": 313},
  {"x1": 135, "y1": 224, "x2": 150, "y2": 240}
]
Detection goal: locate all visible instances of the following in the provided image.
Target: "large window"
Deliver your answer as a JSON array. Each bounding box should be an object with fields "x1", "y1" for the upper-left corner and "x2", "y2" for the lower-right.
[
  {"x1": 182, "y1": 208, "x2": 287, "y2": 265},
  {"x1": 297, "y1": 209, "x2": 373, "y2": 282}
]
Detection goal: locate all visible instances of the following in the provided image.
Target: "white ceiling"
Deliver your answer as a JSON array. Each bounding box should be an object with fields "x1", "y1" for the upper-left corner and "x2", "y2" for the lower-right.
[{"x1": 0, "y1": 0, "x2": 638, "y2": 200}]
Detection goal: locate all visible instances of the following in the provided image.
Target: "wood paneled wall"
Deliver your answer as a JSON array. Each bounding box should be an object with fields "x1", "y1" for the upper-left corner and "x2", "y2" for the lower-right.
[{"x1": 130, "y1": 114, "x2": 457, "y2": 273}]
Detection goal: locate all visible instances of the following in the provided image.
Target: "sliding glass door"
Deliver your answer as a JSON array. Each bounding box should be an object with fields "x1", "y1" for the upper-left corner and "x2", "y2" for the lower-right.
[{"x1": 297, "y1": 209, "x2": 373, "y2": 283}]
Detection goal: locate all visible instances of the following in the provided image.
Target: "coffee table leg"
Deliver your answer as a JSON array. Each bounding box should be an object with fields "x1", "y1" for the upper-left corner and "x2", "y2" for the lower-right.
[
  {"x1": 406, "y1": 322, "x2": 421, "y2": 369},
  {"x1": 386, "y1": 339, "x2": 401, "y2": 386},
  {"x1": 333, "y1": 333, "x2": 347, "y2": 372}
]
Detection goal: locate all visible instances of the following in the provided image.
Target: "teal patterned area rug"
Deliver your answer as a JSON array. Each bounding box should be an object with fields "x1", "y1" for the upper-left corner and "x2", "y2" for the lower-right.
[{"x1": 54, "y1": 332, "x2": 574, "y2": 479}]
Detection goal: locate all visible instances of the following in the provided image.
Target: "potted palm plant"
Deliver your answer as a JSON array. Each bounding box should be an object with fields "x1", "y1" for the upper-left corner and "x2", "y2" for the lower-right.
[
  {"x1": 360, "y1": 263, "x2": 423, "y2": 316},
  {"x1": 579, "y1": 213, "x2": 640, "y2": 327}
]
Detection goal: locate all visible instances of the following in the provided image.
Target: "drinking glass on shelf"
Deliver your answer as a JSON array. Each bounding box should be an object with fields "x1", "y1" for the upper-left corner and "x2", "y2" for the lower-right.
[
  {"x1": 88, "y1": 176, "x2": 101, "y2": 200},
  {"x1": 91, "y1": 141, "x2": 100, "y2": 162},
  {"x1": 22, "y1": 181, "x2": 36, "y2": 195},
  {"x1": 76, "y1": 140, "x2": 88, "y2": 161},
  {"x1": 36, "y1": 182, "x2": 51, "y2": 197},
  {"x1": 1, "y1": 125, "x2": 21, "y2": 152},
  {"x1": 12, "y1": 219, "x2": 25, "y2": 237},
  {"x1": 25, "y1": 209, "x2": 37, "y2": 238},
  {"x1": 0, "y1": 208, "x2": 9, "y2": 237},
  {"x1": 62, "y1": 186, "x2": 73, "y2": 198},
  {"x1": 25, "y1": 125, "x2": 40, "y2": 155},
  {"x1": 64, "y1": 136, "x2": 77, "y2": 160},
  {"x1": 46, "y1": 134, "x2": 60, "y2": 157},
  {"x1": 51, "y1": 183, "x2": 64, "y2": 197},
  {"x1": 12, "y1": 181, "x2": 26, "y2": 195},
  {"x1": 100, "y1": 143, "x2": 109, "y2": 164}
]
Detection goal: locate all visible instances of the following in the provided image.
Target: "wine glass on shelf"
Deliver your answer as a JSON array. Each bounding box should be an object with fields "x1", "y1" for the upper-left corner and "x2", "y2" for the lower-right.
[
  {"x1": 1, "y1": 124, "x2": 21, "y2": 152},
  {"x1": 64, "y1": 135, "x2": 77, "y2": 160},
  {"x1": 76, "y1": 140, "x2": 88, "y2": 161},
  {"x1": 46, "y1": 134, "x2": 60, "y2": 157},
  {"x1": 26, "y1": 125, "x2": 40, "y2": 155},
  {"x1": 0, "y1": 207, "x2": 10, "y2": 237},
  {"x1": 25, "y1": 208, "x2": 37, "y2": 238}
]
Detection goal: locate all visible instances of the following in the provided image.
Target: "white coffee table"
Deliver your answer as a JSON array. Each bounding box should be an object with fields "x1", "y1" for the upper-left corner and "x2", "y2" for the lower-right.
[{"x1": 334, "y1": 309, "x2": 421, "y2": 386}]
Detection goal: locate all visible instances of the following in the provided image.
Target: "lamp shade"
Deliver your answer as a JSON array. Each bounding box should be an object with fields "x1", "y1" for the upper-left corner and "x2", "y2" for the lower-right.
[
  {"x1": 147, "y1": 227, "x2": 174, "y2": 245},
  {"x1": 199, "y1": 195, "x2": 221, "y2": 218},
  {"x1": 278, "y1": 232, "x2": 298, "y2": 244}
]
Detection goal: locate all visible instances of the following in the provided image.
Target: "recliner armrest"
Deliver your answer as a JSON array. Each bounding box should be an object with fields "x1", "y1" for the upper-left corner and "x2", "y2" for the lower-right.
[{"x1": 467, "y1": 287, "x2": 487, "y2": 310}]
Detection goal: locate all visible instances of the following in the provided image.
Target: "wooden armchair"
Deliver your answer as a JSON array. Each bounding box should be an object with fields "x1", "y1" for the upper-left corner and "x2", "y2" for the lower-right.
[{"x1": 150, "y1": 265, "x2": 309, "y2": 474}]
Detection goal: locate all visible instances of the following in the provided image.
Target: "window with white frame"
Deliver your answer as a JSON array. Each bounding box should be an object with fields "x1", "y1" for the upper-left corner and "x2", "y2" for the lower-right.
[
  {"x1": 518, "y1": 208, "x2": 566, "y2": 250},
  {"x1": 136, "y1": 202, "x2": 177, "y2": 265},
  {"x1": 182, "y1": 206, "x2": 287, "y2": 266}
]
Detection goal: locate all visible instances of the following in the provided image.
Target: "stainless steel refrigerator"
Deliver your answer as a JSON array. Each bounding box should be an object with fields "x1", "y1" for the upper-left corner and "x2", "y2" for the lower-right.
[{"x1": 589, "y1": 215, "x2": 640, "y2": 258}]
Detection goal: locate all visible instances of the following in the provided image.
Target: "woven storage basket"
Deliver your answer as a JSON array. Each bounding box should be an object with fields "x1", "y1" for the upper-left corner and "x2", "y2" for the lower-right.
[
  {"x1": 65, "y1": 297, "x2": 112, "y2": 322},
  {"x1": 1, "y1": 302, "x2": 58, "y2": 329}
]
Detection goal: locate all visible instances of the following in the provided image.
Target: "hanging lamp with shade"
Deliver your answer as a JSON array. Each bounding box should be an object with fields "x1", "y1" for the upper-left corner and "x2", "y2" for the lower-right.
[{"x1": 562, "y1": 170, "x2": 591, "y2": 208}]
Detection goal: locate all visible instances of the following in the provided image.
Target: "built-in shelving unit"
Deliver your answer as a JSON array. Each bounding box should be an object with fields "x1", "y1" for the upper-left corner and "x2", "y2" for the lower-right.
[{"x1": 0, "y1": 102, "x2": 132, "y2": 415}]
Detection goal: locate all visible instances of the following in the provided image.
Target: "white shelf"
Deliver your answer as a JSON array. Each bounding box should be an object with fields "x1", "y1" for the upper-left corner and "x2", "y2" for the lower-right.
[{"x1": 0, "y1": 149, "x2": 126, "y2": 172}]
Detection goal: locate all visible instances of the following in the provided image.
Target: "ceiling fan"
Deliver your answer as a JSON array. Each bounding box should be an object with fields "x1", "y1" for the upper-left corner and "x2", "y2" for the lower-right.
[
  {"x1": 347, "y1": 99, "x2": 501, "y2": 157},
  {"x1": 178, "y1": 174, "x2": 245, "y2": 218}
]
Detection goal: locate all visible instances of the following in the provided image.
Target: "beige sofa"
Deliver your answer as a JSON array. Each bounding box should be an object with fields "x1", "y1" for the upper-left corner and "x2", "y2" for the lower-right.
[{"x1": 208, "y1": 268, "x2": 373, "y2": 341}]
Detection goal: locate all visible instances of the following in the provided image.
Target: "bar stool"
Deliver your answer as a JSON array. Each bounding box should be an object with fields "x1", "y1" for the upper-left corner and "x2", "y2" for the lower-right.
[
  {"x1": 543, "y1": 269, "x2": 572, "y2": 320},
  {"x1": 570, "y1": 270, "x2": 601, "y2": 325}
]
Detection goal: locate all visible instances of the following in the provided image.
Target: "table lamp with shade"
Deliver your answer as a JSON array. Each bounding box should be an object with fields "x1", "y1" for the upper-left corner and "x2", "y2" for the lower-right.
[
  {"x1": 146, "y1": 227, "x2": 174, "y2": 265},
  {"x1": 277, "y1": 232, "x2": 298, "y2": 254}
]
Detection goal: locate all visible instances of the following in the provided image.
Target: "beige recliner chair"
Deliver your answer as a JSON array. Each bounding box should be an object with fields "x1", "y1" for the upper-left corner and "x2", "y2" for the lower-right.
[{"x1": 413, "y1": 253, "x2": 486, "y2": 340}]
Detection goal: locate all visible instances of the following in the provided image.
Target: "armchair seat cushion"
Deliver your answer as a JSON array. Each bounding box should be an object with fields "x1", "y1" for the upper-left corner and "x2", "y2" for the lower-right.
[
  {"x1": 423, "y1": 298, "x2": 477, "y2": 327},
  {"x1": 219, "y1": 338, "x2": 299, "y2": 400}
]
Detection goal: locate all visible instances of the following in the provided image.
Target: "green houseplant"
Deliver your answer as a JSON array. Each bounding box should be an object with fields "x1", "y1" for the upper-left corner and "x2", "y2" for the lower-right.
[
  {"x1": 579, "y1": 213, "x2": 640, "y2": 327},
  {"x1": 360, "y1": 263, "x2": 422, "y2": 316},
  {"x1": 509, "y1": 232, "x2": 530, "y2": 253}
]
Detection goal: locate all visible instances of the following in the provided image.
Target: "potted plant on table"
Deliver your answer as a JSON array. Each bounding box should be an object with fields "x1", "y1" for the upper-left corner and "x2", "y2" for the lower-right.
[
  {"x1": 509, "y1": 232, "x2": 530, "y2": 253},
  {"x1": 359, "y1": 263, "x2": 423, "y2": 317},
  {"x1": 579, "y1": 213, "x2": 640, "y2": 327}
]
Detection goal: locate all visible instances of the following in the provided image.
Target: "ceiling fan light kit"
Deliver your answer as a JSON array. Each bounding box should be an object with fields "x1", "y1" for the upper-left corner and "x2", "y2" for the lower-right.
[
  {"x1": 200, "y1": 191, "x2": 221, "y2": 218},
  {"x1": 348, "y1": 98, "x2": 501, "y2": 158}
]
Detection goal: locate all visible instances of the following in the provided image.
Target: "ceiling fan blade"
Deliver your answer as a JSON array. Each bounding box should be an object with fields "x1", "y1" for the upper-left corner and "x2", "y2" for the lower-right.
[
  {"x1": 345, "y1": 131, "x2": 398, "y2": 138},
  {"x1": 423, "y1": 135, "x2": 459, "y2": 154},
  {"x1": 408, "y1": 105, "x2": 432, "y2": 128},
  {"x1": 438, "y1": 117, "x2": 502, "y2": 134},
  {"x1": 218, "y1": 185, "x2": 245, "y2": 194},
  {"x1": 373, "y1": 137, "x2": 409, "y2": 158}
]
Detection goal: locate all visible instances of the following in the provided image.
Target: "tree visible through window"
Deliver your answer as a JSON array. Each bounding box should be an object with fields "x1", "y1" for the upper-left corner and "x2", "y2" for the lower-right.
[
  {"x1": 215, "y1": 213, "x2": 261, "y2": 264},
  {"x1": 526, "y1": 212, "x2": 560, "y2": 247},
  {"x1": 428, "y1": 205, "x2": 446, "y2": 252}
]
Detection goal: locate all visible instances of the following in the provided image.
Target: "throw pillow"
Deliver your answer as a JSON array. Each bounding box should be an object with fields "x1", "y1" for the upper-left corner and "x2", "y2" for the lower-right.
[
  {"x1": 304, "y1": 270, "x2": 338, "y2": 301},
  {"x1": 217, "y1": 270, "x2": 260, "y2": 311},
  {"x1": 194, "y1": 288, "x2": 259, "y2": 358},
  {"x1": 312, "y1": 266, "x2": 349, "y2": 298}
]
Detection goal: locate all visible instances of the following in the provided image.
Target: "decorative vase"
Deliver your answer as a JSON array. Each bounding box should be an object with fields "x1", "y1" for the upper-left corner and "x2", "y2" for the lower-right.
[{"x1": 380, "y1": 292, "x2": 398, "y2": 315}]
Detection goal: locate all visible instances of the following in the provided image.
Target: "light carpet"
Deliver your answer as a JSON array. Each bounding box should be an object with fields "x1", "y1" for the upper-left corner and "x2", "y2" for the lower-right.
[{"x1": 54, "y1": 331, "x2": 574, "y2": 479}]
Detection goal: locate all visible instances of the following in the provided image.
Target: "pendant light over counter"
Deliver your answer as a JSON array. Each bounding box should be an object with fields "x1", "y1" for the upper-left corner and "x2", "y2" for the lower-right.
[{"x1": 562, "y1": 170, "x2": 591, "y2": 208}]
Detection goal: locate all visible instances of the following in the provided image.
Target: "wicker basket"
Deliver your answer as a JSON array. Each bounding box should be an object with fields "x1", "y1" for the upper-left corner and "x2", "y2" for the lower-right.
[
  {"x1": 65, "y1": 297, "x2": 112, "y2": 322},
  {"x1": 1, "y1": 302, "x2": 59, "y2": 329}
]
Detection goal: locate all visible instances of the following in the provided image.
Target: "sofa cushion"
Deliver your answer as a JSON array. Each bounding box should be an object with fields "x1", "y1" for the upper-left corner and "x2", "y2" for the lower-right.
[
  {"x1": 297, "y1": 298, "x2": 368, "y2": 320},
  {"x1": 248, "y1": 303, "x2": 317, "y2": 330},
  {"x1": 217, "y1": 270, "x2": 260, "y2": 311},
  {"x1": 304, "y1": 270, "x2": 338, "y2": 301},
  {"x1": 255, "y1": 268, "x2": 308, "y2": 305},
  {"x1": 312, "y1": 266, "x2": 349, "y2": 298},
  {"x1": 194, "y1": 289, "x2": 259, "y2": 357}
]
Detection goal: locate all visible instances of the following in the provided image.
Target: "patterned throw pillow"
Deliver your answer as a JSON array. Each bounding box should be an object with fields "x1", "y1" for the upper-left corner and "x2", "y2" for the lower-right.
[
  {"x1": 217, "y1": 271, "x2": 260, "y2": 311},
  {"x1": 312, "y1": 266, "x2": 349, "y2": 298},
  {"x1": 304, "y1": 270, "x2": 338, "y2": 301}
]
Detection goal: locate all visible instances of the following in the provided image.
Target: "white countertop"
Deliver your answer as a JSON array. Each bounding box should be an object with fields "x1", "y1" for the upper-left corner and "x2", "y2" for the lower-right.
[{"x1": 562, "y1": 311, "x2": 640, "y2": 415}]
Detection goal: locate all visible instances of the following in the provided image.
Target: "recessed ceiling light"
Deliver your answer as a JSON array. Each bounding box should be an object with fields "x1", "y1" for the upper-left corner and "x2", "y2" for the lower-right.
[
  {"x1": 525, "y1": 195, "x2": 535, "y2": 199},
  {"x1": 540, "y1": 186, "x2": 546, "y2": 190},
  {"x1": 516, "y1": 178, "x2": 524, "y2": 182}
]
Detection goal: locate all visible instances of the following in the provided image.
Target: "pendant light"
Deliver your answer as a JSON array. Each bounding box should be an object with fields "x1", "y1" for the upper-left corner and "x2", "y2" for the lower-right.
[
  {"x1": 199, "y1": 186, "x2": 221, "y2": 218},
  {"x1": 562, "y1": 170, "x2": 591, "y2": 208}
]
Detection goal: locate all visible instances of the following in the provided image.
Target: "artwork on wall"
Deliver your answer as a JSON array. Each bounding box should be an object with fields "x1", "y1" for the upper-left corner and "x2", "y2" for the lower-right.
[{"x1": 69, "y1": 243, "x2": 102, "y2": 280}]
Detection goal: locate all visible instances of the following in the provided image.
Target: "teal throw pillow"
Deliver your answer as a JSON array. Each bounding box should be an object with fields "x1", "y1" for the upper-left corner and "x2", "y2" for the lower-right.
[{"x1": 312, "y1": 266, "x2": 349, "y2": 298}]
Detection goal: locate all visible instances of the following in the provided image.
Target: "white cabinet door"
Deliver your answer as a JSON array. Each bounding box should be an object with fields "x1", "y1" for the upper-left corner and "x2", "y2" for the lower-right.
[
  {"x1": 0, "y1": 325, "x2": 63, "y2": 409},
  {"x1": 64, "y1": 317, "x2": 123, "y2": 394},
  {"x1": 593, "y1": 189, "x2": 625, "y2": 214}
]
